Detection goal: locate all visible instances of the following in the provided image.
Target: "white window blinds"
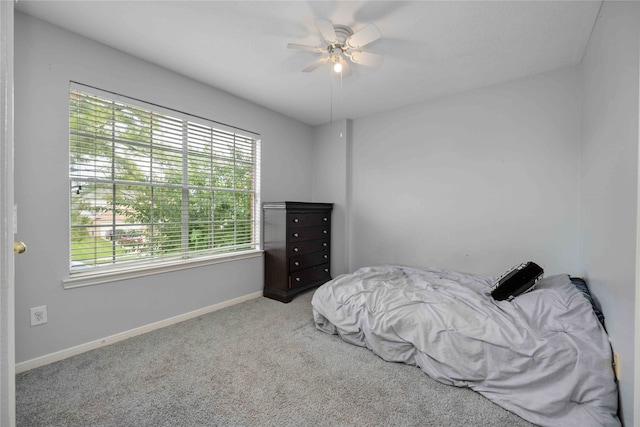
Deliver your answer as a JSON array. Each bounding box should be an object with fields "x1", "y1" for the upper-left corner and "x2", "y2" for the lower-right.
[{"x1": 69, "y1": 84, "x2": 260, "y2": 275}]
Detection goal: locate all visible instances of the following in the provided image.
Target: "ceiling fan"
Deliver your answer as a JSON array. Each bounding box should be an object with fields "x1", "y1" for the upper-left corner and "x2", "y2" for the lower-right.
[{"x1": 288, "y1": 18, "x2": 384, "y2": 77}]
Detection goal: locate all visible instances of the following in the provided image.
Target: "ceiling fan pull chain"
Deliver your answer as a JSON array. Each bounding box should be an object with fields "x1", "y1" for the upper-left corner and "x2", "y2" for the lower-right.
[{"x1": 330, "y1": 67, "x2": 333, "y2": 123}]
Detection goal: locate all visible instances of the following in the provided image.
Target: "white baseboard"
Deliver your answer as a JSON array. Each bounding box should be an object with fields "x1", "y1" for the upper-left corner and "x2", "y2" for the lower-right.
[{"x1": 15, "y1": 290, "x2": 263, "y2": 374}]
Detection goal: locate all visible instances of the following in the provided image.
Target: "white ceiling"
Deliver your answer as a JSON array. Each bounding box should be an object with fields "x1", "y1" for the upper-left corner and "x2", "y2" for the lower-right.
[{"x1": 15, "y1": 0, "x2": 602, "y2": 126}]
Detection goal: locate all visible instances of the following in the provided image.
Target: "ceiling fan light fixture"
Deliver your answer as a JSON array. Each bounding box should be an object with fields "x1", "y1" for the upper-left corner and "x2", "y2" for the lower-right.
[{"x1": 289, "y1": 18, "x2": 383, "y2": 77}]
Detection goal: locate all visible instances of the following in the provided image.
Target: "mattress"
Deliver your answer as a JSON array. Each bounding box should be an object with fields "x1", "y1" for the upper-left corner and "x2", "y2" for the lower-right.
[{"x1": 311, "y1": 265, "x2": 620, "y2": 427}]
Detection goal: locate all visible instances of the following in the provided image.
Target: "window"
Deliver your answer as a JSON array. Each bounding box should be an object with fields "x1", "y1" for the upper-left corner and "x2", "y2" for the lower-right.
[{"x1": 69, "y1": 84, "x2": 261, "y2": 279}]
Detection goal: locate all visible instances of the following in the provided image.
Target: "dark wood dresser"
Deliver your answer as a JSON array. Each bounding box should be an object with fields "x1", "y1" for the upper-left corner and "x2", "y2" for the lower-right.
[{"x1": 263, "y1": 202, "x2": 333, "y2": 303}]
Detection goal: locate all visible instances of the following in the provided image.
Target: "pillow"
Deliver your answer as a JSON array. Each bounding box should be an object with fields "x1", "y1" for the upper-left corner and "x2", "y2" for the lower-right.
[
  {"x1": 570, "y1": 277, "x2": 606, "y2": 328},
  {"x1": 491, "y1": 262, "x2": 544, "y2": 301}
]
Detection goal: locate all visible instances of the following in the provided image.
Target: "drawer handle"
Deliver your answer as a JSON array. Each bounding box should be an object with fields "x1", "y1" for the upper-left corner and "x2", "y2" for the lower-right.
[
  {"x1": 323, "y1": 242, "x2": 327, "y2": 247},
  {"x1": 293, "y1": 233, "x2": 299, "y2": 238},
  {"x1": 296, "y1": 277, "x2": 301, "y2": 282},
  {"x1": 324, "y1": 254, "x2": 328, "y2": 259},
  {"x1": 323, "y1": 230, "x2": 327, "y2": 234},
  {"x1": 293, "y1": 247, "x2": 299, "y2": 252},
  {"x1": 294, "y1": 261, "x2": 300, "y2": 266},
  {"x1": 293, "y1": 218, "x2": 299, "y2": 223},
  {"x1": 324, "y1": 268, "x2": 329, "y2": 272},
  {"x1": 323, "y1": 217, "x2": 328, "y2": 221}
]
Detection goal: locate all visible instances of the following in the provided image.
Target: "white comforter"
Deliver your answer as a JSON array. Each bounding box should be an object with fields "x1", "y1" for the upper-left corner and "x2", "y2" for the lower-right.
[{"x1": 311, "y1": 265, "x2": 619, "y2": 427}]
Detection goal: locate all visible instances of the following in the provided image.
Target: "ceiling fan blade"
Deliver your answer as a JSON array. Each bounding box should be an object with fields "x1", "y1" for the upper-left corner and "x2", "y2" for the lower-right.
[
  {"x1": 315, "y1": 18, "x2": 338, "y2": 44},
  {"x1": 287, "y1": 43, "x2": 325, "y2": 53},
  {"x1": 302, "y1": 56, "x2": 331, "y2": 72},
  {"x1": 345, "y1": 23, "x2": 381, "y2": 49},
  {"x1": 349, "y1": 51, "x2": 384, "y2": 68}
]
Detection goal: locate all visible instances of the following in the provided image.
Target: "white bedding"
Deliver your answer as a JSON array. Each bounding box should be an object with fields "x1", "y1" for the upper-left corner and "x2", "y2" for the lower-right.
[{"x1": 311, "y1": 265, "x2": 620, "y2": 427}]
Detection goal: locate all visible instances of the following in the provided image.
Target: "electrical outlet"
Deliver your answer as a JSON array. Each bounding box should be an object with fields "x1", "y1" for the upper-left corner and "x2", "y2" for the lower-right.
[
  {"x1": 30, "y1": 306, "x2": 47, "y2": 326},
  {"x1": 613, "y1": 351, "x2": 621, "y2": 381}
]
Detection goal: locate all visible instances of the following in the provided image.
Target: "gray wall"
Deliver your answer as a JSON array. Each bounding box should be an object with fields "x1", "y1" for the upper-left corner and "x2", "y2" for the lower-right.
[
  {"x1": 349, "y1": 66, "x2": 582, "y2": 277},
  {"x1": 579, "y1": 2, "x2": 639, "y2": 425},
  {"x1": 311, "y1": 119, "x2": 350, "y2": 277},
  {"x1": 14, "y1": 12, "x2": 314, "y2": 363}
]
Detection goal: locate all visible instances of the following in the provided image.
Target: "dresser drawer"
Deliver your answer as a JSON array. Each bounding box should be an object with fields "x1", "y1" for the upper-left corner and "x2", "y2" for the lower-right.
[
  {"x1": 289, "y1": 212, "x2": 330, "y2": 228},
  {"x1": 290, "y1": 252, "x2": 330, "y2": 272},
  {"x1": 290, "y1": 264, "x2": 330, "y2": 288},
  {"x1": 289, "y1": 226, "x2": 329, "y2": 242},
  {"x1": 289, "y1": 239, "x2": 329, "y2": 256}
]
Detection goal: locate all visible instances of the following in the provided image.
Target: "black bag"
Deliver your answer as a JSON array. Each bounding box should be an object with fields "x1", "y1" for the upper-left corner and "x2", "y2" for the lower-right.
[{"x1": 491, "y1": 262, "x2": 543, "y2": 301}]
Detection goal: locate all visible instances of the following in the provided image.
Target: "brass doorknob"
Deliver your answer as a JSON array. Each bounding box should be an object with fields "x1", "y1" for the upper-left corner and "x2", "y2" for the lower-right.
[{"x1": 13, "y1": 241, "x2": 27, "y2": 254}]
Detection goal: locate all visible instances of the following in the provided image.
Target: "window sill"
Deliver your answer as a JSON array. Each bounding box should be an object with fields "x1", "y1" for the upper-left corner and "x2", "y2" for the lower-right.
[{"x1": 62, "y1": 250, "x2": 263, "y2": 289}]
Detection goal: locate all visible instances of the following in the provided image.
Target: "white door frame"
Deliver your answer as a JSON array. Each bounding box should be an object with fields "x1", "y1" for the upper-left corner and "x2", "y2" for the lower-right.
[
  {"x1": 0, "y1": 1, "x2": 16, "y2": 426},
  {"x1": 636, "y1": 18, "x2": 640, "y2": 426},
  {"x1": 636, "y1": 55, "x2": 640, "y2": 427}
]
